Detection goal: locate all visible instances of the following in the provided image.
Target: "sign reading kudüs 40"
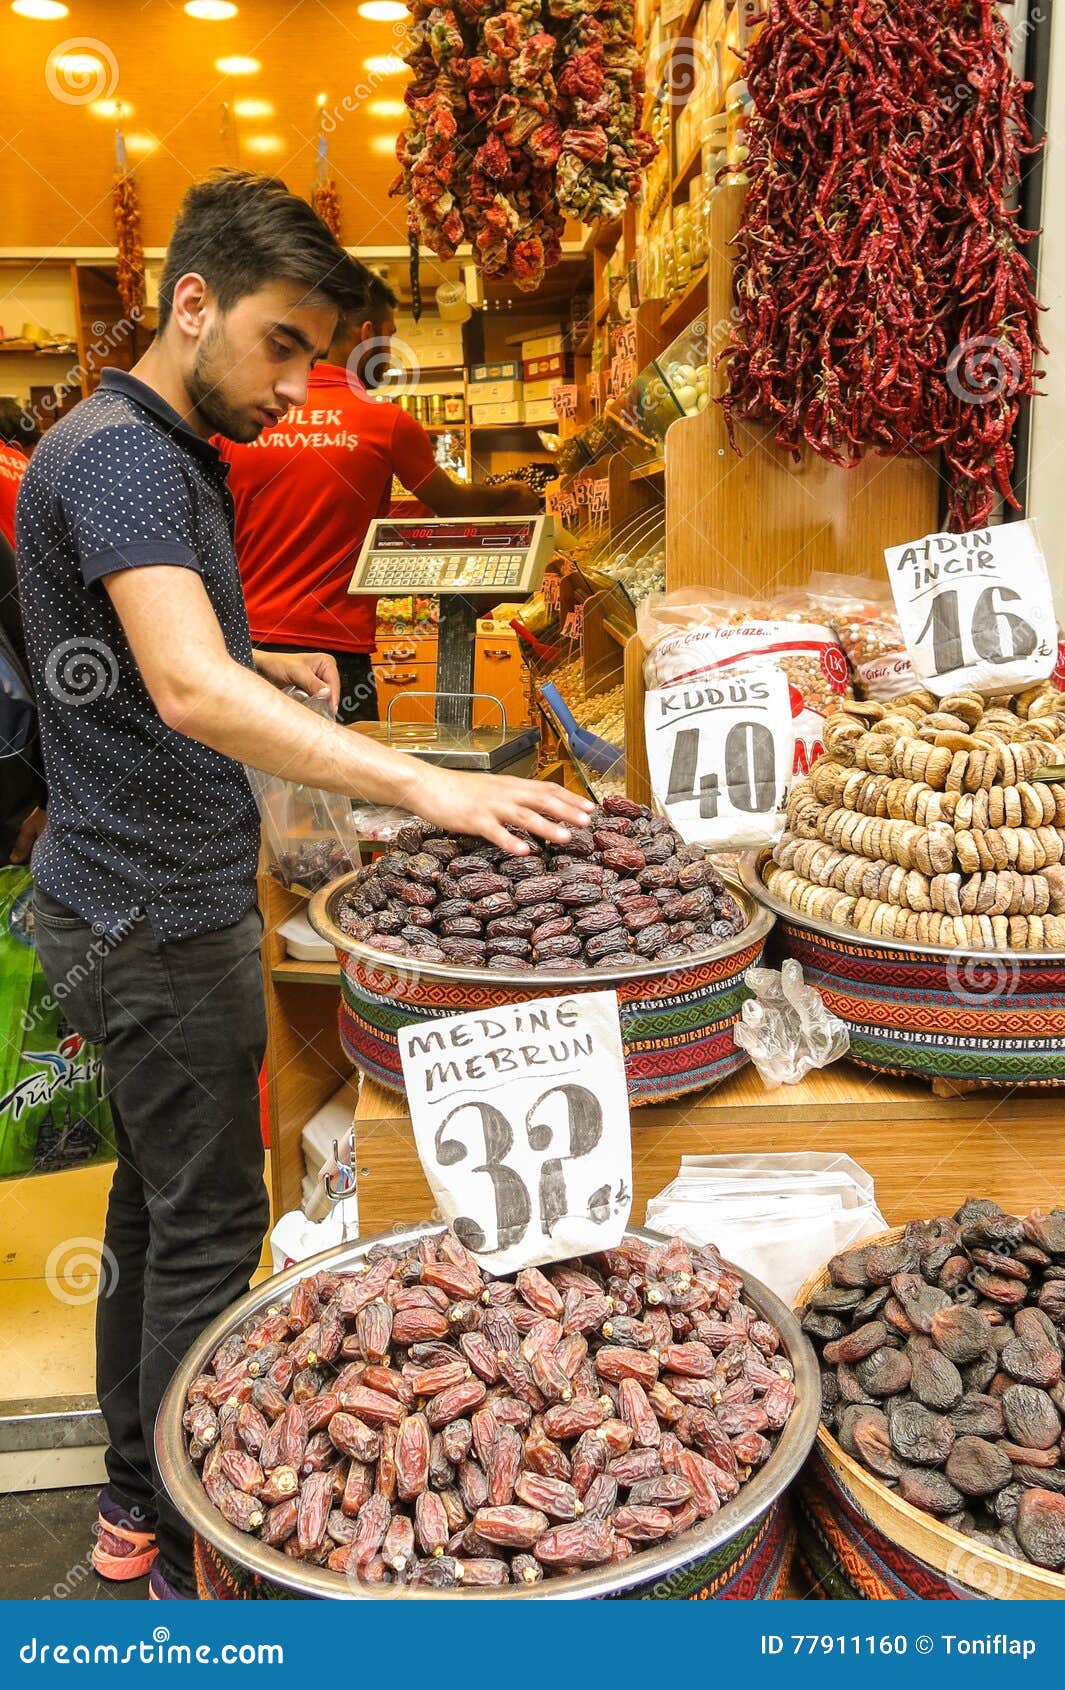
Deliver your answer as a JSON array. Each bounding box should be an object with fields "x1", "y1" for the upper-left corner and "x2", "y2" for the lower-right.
[{"x1": 399, "y1": 992, "x2": 632, "y2": 1274}]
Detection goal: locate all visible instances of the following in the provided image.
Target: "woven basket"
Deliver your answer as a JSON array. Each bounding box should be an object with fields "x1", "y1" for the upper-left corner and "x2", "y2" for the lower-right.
[
  {"x1": 312, "y1": 870, "x2": 774, "y2": 1107},
  {"x1": 794, "y1": 1229, "x2": 1065, "y2": 1601},
  {"x1": 740, "y1": 856, "x2": 1065, "y2": 1089}
]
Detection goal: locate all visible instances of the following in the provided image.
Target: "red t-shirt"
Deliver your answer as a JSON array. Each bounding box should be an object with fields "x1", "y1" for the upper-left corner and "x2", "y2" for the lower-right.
[
  {"x1": 0, "y1": 441, "x2": 28, "y2": 551},
  {"x1": 218, "y1": 365, "x2": 437, "y2": 653}
]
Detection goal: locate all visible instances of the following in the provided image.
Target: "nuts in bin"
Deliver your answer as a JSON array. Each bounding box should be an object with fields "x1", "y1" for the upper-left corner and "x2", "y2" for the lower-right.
[
  {"x1": 185, "y1": 1229, "x2": 795, "y2": 1586},
  {"x1": 335, "y1": 797, "x2": 748, "y2": 969}
]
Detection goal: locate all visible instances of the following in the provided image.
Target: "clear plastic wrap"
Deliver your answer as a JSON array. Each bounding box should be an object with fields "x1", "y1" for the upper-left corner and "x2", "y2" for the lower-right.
[
  {"x1": 733, "y1": 957, "x2": 850, "y2": 1086},
  {"x1": 805, "y1": 570, "x2": 916, "y2": 701},
  {"x1": 245, "y1": 691, "x2": 361, "y2": 894}
]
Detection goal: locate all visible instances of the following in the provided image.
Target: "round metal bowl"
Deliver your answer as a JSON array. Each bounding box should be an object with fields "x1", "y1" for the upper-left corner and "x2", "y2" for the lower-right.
[
  {"x1": 157, "y1": 1221, "x2": 820, "y2": 1601},
  {"x1": 310, "y1": 868, "x2": 772, "y2": 992},
  {"x1": 310, "y1": 869, "x2": 774, "y2": 1105},
  {"x1": 739, "y1": 850, "x2": 1065, "y2": 1088}
]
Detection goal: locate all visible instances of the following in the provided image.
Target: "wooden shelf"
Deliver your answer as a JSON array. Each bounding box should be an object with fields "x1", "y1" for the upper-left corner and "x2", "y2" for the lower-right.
[
  {"x1": 471, "y1": 422, "x2": 558, "y2": 433},
  {"x1": 0, "y1": 344, "x2": 77, "y2": 357},
  {"x1": 349, "y1": 1062, "x2": 1065, "y2": 1240},
  {"x1": 672, "y1": 145, "x2": 703, "y2": 199},
  {"x1": 659, "y1": 264, "x2": 709, "y2": 338},
  {"x1": 630, "y1": 457, "x2": 665, "y2": 480},
  {"x1": 270, "y1": 958, "x2": 340, "y2": 985}
]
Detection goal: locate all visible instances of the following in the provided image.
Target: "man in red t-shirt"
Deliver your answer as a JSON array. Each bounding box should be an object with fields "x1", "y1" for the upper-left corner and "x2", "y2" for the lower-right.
[
  {"x1": 0, "y1": 424, "x2": 30, "y2": 553},
  {"x1": 221, "y1": 276, "x2": 539, "y2": 722}
]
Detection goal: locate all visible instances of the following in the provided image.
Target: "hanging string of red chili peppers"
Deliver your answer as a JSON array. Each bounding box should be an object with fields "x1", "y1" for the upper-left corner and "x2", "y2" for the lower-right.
[
  {"x1": 720, "y1": 0, "x2": 1045, "y2": 531},
  {"x1": 393, "y1": 0, "x2": 655, "y2": 292},
  {"x1": 311, "y1": 132, "x2": 342, "y2": 240},
  {"x1": 112, "y1": 128, "x2": 146, "y2": 322}
]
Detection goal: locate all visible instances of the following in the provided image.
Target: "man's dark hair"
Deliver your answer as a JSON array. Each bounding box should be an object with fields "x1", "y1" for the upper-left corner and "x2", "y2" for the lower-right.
[
  {"x1": 0, "y1": 398, "x2": 40, "y2": 453},
  {"x1": 157, "y1": 169, "x2": 371, "y2": 331},
  {"x1": 363, "y1": 272, "x2": 399, "y2": 328}
]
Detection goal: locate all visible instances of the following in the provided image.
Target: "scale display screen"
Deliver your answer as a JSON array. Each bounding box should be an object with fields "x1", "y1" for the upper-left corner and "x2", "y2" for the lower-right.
[{"x1": 348, "y1": 515, "x2": 555, "y2": 597}]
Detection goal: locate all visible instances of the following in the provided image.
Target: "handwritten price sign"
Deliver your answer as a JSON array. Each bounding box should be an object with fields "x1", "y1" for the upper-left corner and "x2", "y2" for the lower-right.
[
  {"x1": 552, "y1": 384, "x2": 579, "y2": 420},
  {"x1": 400, "y1": 993, "x2": 632, "y2": 1273}
]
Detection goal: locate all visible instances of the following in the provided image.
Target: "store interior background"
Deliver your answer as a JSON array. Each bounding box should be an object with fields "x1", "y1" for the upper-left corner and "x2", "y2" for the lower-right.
[{"x1": 3, "y1": 0, "x2": 1065, "y2": 1507}]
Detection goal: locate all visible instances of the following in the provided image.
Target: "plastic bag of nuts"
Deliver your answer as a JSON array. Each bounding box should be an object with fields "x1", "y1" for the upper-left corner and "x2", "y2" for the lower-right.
[
  {"x1": 806, "y1": 572, "x2": 917, "y2": 703},
  {"x1": 638, "y1": 589, "x2": 850, "y2": 775}
]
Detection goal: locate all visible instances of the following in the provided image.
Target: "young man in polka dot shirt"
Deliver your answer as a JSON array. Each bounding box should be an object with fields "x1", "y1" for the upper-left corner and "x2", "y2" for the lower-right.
[{"x1": 15, "y1": 171, "x2": 592, "y2": 1600}]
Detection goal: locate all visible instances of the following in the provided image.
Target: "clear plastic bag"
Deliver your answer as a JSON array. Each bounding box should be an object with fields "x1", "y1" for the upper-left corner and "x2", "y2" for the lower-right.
[
  {"x1": 733, "y1": 957, "x2": 850, "y2": 1087},
  {"x1": 638, "y1": 588, "x2": 849, "y2": 775},
  {"x1": 245, "y1": 690, "x2": 361, "y2": 894}
]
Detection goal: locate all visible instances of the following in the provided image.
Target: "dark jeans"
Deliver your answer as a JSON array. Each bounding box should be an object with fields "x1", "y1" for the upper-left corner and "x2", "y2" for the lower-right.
[
  {"x1": 255, "y1": 645, "x2": 378, "y2": 725},
  {"x1": 32, "y1": 891, "x2": 270, "y2": 1596}
]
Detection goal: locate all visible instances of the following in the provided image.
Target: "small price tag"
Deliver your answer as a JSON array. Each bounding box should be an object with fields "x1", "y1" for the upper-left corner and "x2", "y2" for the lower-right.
[
  {"x1": 574, "y1": 477, "x2": 591, "y2": 506},
  {"x1": 616, "y1": 322, "x2": 637, "y2": 362},
  {"x1": 552, "y1": 384, "x2": 578, "y2": 419},
  {"x1": 884, "y1": 521, "x2": 1057, "y2": 698},
  {"x1": 588, "y1": 478, "x2": 610, "y2": 522},
  {"x1": 645, "y1": 667, "x2": 795, "y2": 849},
  {"x1": 400, "y1": 993, "x2": 633, "y2": 1273}
]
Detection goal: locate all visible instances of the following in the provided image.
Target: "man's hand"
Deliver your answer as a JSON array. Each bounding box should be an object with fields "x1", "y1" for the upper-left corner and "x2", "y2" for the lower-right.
[
  {"x1": 253, "y1": 649, "x2": 340, "y2": 714},
  {"x1": 10, "y1": 805, "x2": 46, "y2": 865},
  {"x1": 416, "y1": 768, "x2": 593, "y2": 854}
]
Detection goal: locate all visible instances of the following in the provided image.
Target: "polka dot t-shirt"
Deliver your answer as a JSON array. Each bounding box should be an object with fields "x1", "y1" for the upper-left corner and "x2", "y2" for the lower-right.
[{"x1": 15, "y1": 369, "x2": 260, "y2": 941}]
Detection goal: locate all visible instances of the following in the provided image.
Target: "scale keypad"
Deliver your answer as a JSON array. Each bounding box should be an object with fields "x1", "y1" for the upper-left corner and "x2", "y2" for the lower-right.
[{"x1": 363, "y1": 553, "x2": 526, "y2": 590}]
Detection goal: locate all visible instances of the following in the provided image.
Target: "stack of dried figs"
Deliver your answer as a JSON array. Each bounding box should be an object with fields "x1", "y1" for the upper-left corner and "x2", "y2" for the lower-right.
[
  {"x1": 804, "y1": 1199, "x2": 1065, "y2": 1572},
  {"x1": 333, "y1": 795, "x2": 748, "y2": 972},
  {"x1": 184, "y1": 1230, "x2": 796, "y2": 1589}
]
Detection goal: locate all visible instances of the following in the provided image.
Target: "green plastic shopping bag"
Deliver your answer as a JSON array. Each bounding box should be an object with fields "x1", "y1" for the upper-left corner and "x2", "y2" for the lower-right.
[{"x1": 0, "y1": 867, "x2": 114, "y2": 1177}]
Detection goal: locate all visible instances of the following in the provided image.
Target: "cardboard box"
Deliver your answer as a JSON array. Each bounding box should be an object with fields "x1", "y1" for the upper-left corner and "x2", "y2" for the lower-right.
[
  {"x1": 471, "y1": 400, "x2": 525, "y2": 426},
  {"x1": 523, "y1": 352, "x2": 567, "y2": 381},
  {"x1": 470, "y1": 360, "x2": 522, "y2": 383},
  {"x1": 520, "y1": 332, "x2": 564, "y2": 360},
  {"x1": 471, "y1": 378, "x2": 522, "y2": 405},
  {"x1": 522, "y1": 378, "x2": 557, "y2": 403},
  {"x1": 523, "y1": 399, "x2": 558, "y2": 425}
]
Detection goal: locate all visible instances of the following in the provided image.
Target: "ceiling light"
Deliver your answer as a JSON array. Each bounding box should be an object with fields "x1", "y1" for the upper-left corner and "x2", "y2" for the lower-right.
[
  {"x1": 358, "y1": 1, "x2": 407, "y2": 19},
  {"x1": 215, "y1": 54, "x2": 260, "y2": 75},
  {"x1": 363, "y1": 54, "x2": 406, "y2": 76},
  {"x1": 368, "y1": 98, "x2": 405, "y2": 118},
  {"x1": 185, "y1": 1, "x2": 238, "y2": 17},
  {"x1": 370, "y1": 134, "x2": 400, "y2": 155},
  {"x1": 243, "y1": 133, "x2": 284, "y2": 155},
  {"x1": 55, "y1": 51, "x2": 106, "y2": 76},
  {"x1": 232, "y1": 97, "x2": 274, "y2": 118},
  {"x1": 12, "y1": 1, "x2": 70, "y2": 18},
  {"x1": 125, "y1": 131, "x2": 160, "y2": 155},
  {"x1": 90, "y1": 97, "x2": 131, "y2": 118}
]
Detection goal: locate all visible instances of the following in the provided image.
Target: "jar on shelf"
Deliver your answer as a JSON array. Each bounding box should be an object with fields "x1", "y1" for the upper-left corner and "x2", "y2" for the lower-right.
[
  {"x1": 703, "y1": 110, "x2": 729, "y2": 200},
  {"x1": 689, "y1": 174, "x2": 706, "y2": 269},
  {"x1": 443, "y1": 393, "x2": 465, "y2": 424},
  {"x1": 673, "y1": 201, "x2": 692, "y2": 292},
  {"x1": 725, "y1": 78, "x2": 752, "y2": 182},
  {"x1": 428, "y1": 393, "x2": 445, "y2": 427}
]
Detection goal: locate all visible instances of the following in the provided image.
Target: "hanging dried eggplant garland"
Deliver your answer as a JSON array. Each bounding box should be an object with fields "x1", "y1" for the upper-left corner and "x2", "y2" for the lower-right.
[
  {"x1": 393, "y1": 0, "x2": 654, "y2": 291},
  {"x1": 112, "y1": 129, "x2": 146, "y2": 322},
  {"x1": 720, "y1": 0, "x2": 1044, "y2": 531},
  {"x1": 311, "y1": 133, "x2": 342, "y2": 240}
]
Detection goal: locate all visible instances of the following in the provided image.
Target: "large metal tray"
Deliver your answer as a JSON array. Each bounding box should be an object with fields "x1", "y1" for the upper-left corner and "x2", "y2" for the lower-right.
[
  {"x1": 310, "y1": 866, "x2": 774, "y2": 989},
  {"x1": 739, "y1": 849, "x2": 1065, "y2": 964},
  {"x1": 156, "y1": 1221, "x2": 819, "y2": 1601}
]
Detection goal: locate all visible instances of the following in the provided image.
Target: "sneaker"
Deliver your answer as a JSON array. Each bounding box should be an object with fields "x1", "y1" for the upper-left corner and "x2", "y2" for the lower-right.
[
  {"x1": 92, "y1": 1488, "x2": 157, "y2": 1582},
  {"x1": 148, "y1": 1563, "x2": 194, "y2": 1600}
]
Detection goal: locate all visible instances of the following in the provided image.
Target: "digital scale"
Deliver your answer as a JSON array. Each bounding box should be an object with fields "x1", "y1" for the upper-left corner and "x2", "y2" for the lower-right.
[{"x1": 348, "y1": 515, "x2": 555, "y2": 728}]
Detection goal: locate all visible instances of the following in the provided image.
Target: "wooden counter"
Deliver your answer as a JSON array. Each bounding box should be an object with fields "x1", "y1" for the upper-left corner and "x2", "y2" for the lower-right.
[{"x1": 349, "y1": 1063, "x2": 1065, "y2": 1240}]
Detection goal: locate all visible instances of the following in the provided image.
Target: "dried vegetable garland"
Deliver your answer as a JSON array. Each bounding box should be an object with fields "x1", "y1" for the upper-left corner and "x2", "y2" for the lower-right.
[
  {"x1": 393, "y1": 0, "x2": 654, "y2": 290},
  {"x1": 721, "y1": 0, "x2": 1044, "y2": 530},
  {"x1": 312, "y1": 136, "x2": 342, "y2": 240},
  {"x1": 112, "y1": 131, "x2": 145, "y2": 322}
]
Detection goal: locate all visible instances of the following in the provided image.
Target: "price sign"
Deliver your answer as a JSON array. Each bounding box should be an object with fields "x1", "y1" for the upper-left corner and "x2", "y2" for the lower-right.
[
  {"x1": 574, "y1": 477, "x2": 591, "y2": 506},
  {"x1": 552, "y1": 384, "x2": 578, "y2": 420},
  {"x1": 884, "y1": 522, "x2": 1057, "y2": 698},
  {"x1": 588, "y1": 478, "x2": 610, "y2": 523},
  {"x1": 615, "y1": 322, "x2": 637, "y2": 363},
  {"x1": 645, "y1": 667, "x2": 794, "y2": 850},
  {"x1": 400, "y1": 993, "x2": 633, "y2": 1273}
]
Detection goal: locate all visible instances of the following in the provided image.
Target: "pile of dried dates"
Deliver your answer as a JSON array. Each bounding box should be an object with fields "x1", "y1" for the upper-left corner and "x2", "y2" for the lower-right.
[
  {"x1": 274, "y1": 838, "x2": 359, "y2": 893},
  {"x1": 184, "y1": 1230, "x2": 795, "y2": 1588},
  {"x1": 334, "y1": 796, "x2": 747, "y2": 971},
  {"x1": 804, "y1": 1199, "x2": 1065, "y2": 1572}
]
